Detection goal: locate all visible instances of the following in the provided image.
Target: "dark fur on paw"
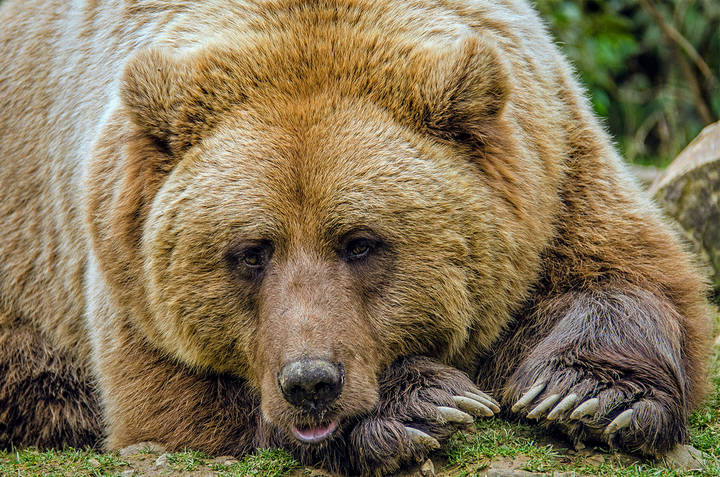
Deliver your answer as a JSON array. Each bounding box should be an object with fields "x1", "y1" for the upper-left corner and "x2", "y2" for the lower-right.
[
  {"x1": 348, "y1": 356, "x2": 499, "y2": 475},
  {"x1": 508, "y1": 357, "x2": 687, "y2": 455},
  {"x1": 505, "y1": 287, "x2": 691, "y2": 456}
]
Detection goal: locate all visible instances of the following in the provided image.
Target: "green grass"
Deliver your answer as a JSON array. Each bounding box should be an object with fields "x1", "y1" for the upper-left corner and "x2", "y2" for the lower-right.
[{"x1": 0, "y1": 448, "x2": 130, "y2": 476}]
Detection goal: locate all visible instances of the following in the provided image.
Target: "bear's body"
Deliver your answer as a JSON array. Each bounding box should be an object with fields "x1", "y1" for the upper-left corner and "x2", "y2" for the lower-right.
[{"x1": 0, "y1": 0, "x2": 711, "y2": 474}]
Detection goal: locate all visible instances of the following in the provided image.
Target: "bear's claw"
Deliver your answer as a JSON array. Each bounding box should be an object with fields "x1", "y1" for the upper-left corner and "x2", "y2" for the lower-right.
[
  {"x1": 568, "y1": 397, "x2": 599, "y2": 420},
  {"x1": 526, "y1": 393, "x2": 560, "y2": 419},
  {"x1": 405, "y1": 426, "x2": 441, "y2": 450},
  {"x1": 511, "y1": 381, "x2": 546, "y2": 412},
  {"x1": 546, "y1": 393, "x2": 578, "y2": 420},
  {"x1": 465, "y1": 390, "x2": 500, "y2": 409},
  {"x1": 437, "y1": 405, "x2": 474, "y2": 424},
  {"x1": 453, "y1": 395, "x2": 494, "y2": 417},
  {"x1": 604, "y1": 408, "x2": 634, "y2": 435}
]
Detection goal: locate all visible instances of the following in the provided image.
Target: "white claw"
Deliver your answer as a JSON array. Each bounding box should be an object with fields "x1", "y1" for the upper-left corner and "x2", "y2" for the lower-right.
[
  {"x1": 437, "y1": 406, "x2": 473, "y2": 424},
  {"x1": 527, "y1": 393, "x2": 561, "y2": 419},
  {"x1": 569, "y1": 398, "x2": 600, "y2": 420},
  {"x1": 467, "y1": 389, "x2": 500, "y2": 408},
  {"x1": 405, "y1": 426, "x2": 440, "y2": 450},
  {"x1": 547, "y1": 393, "x2": 579, "y2": 421},
  {"x1": 511, "y1": 382, "x2": 546, "y2": 413},
  {"x1": 453, "y1": 395, "x2": 494, "y2": 417},
  {"x1": 605, "y1": 409, "x2": 634, "y2": 435},
  {"x1": 464, "y1": 392, "x2": 501, "y2": 413}
]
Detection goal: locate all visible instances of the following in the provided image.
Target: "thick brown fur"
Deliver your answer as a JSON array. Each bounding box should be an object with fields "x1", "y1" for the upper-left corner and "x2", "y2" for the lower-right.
[{"x1": 0, "y1": 0, "x2": 712, "y2": 475}]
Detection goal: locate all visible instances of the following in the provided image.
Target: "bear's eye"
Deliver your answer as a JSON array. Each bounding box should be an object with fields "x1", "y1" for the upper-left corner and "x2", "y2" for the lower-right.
[
  {"x1": 342, "y1": 236, "x2": 381, "y2": 262},
  {"x1": 241, "y1": 248, "x2": 264, "y2": 267},
  {"x1": 227, "y1": 241, "x2": 273, "y2": 279}
]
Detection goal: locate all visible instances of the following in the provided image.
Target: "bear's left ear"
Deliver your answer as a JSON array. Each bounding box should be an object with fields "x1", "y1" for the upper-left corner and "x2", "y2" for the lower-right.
[{"x1": 419, "y1": 36, "x2": 510, "y2": 145}]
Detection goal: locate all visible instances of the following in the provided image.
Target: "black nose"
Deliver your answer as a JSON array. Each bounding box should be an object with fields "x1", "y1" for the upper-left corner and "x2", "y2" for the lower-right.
[{"x1": 278, "y1": 359, "x2": 343, "y2": 411}]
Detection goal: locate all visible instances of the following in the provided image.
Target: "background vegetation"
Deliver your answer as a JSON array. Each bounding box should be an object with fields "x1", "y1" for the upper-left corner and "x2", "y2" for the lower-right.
[{"x1": 536, "y1": 0, "x2": 720, "y2": 167}]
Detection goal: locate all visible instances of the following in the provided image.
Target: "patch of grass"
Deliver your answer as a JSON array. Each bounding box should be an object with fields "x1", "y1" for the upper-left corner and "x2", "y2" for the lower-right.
[
  {"x1": 0, "y1": 448, "x2": 128, "y2": 477},
  {"x1": 166, "y1": 449, "x2": 212, "y2": 471},
  {"x1": 211, "y1": 448, "x2": 299, "y2": 477},
  {"x1": 444, "y1": 419, "x2": 561, "y2": 475}
]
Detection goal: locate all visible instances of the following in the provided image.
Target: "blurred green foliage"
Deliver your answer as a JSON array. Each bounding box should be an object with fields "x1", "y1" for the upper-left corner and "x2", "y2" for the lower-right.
[{"x1": 536, "y1": 0, "x2": 720, "y2": 166}]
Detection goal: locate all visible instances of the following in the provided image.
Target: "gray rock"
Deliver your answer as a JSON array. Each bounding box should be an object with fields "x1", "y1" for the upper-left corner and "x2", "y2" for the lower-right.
[
  {"x1": 214, "y1": 455, "x2": 239, "y2": 466},
  {"x1": 120, "y1": 470, "x2": 135, "y2": 477},
  {"x1": 663, "y1": 444, "x2": 705, "y2": 471},
  {"x1": 154, "y1": 453, "x2": 169, "y2": 467},
  {"x1": 650, "y1": 121, "x2": 720, "y2": 302},
  {"x1": 483, "y1": 470, "x2": 545, "y2": 477},
  {"x1": 118, "y1": 441, "x2": 166, "y2": 456},
  {"x1": 419, "y1": 459, "x2": 435, "y2": 477}
]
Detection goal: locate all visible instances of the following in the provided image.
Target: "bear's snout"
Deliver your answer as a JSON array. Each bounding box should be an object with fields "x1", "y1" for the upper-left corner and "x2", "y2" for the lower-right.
[{"x1": 277, "y1": 359, "x2": 344, "y2": 412}]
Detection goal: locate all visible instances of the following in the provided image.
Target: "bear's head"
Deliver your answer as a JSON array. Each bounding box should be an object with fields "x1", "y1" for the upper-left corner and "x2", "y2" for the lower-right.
[{"x1": 88, "y1": 32, "x2": 543, "y2": 446}]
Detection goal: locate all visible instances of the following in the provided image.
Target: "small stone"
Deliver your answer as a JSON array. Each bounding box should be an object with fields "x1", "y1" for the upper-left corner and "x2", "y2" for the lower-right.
[
  {"x1": 664, "y1": 444, "x2": 705, "y2": 471},
  {"x1": 154, "y1": 453, "x2": 169, "y2": 467},
  {"x1": 305, "y1": 470, "x2": 334, "y2": 477},
  {"x1": 485, "y1": 470, "x2": 545, "y2": 477},
  {"x1": 118, "y1": 441, "x2": 166, "y2": 456},
  {"x1": 585, "y1": 454, "x2": 605, "y2": 465},
  {"x1": 120, "y1": 471, "x2": 135, "y2": 477},
  {"x1": 215, "y1": 455, "x2": 239, "y2": 466},
  {"x1": 714, "y1": 334, "x2": 720, "y2": 347},
  {"x1": 419, "y1": 459, "x2": 435, "y2": 477},
  {"x1": 87, "y1": 458, "x2": 101, "y2": 466}
]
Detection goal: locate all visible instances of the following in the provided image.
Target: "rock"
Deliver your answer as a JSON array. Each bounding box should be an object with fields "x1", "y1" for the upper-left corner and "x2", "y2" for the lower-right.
[
  {"x1": 584, "y1": 454, "x2": 605, "y2": 465},
  {"x1": 214, "y1": 455, "x2": 239, "y2": 466},
  {"x1": 120, "y1": 471, "x2": 135, "y2": 477},
  {"x1": 118, "y1": 441, "x2": 166, "y2": 456},
  {"x1": 663, "y1": 444, "x2": 705, "y2": 471},
  {"x1": 483, "y1": 470, "x2": 545, "y2": 477},
  {"x1": 154, "y1": 453, "x2": 169, "y2": 468},
  {"x1": 87, "y1": 457, "x2": 101, "y2": 467},
  {"x1": 715, "y1": 334, "x2": 720, "y2": 347},
  {"x1": 650, "y1": 121, "x2": 720, "y2": 301},
  {"x1": 419, "y1": 459, "x2": 435, "y2": 477}
]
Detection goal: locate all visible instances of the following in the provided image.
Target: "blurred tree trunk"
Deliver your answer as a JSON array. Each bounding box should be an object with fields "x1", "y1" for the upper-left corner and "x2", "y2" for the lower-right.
[{"x1": 650, "y1": 122, "x2": 720, "y2": 303}]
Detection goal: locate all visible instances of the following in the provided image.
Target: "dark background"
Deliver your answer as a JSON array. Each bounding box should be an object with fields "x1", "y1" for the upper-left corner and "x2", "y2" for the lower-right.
[{"x1": 537, "y1": 0, "x2": 719, "y2": 167}]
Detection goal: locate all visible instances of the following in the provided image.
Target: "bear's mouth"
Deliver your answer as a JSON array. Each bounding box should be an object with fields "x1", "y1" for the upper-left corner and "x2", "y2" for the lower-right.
[{"x1": 291, "y1": 419, "x2": 338, "y2": 444}]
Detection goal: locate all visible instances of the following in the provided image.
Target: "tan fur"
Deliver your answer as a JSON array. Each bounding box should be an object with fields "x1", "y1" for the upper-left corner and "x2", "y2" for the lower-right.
[{"x1": 0, "y1": 0, "x2": 711, "y2": 468}]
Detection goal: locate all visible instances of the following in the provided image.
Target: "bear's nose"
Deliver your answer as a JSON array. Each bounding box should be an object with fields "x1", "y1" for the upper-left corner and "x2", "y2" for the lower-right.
[{"x1": 278, "y1": 359, "x2": 343, "y2": 411}]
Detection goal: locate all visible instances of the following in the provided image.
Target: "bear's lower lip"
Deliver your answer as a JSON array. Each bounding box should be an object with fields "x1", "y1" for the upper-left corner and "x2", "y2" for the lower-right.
[{"x1": 291, "y1": 420, "x2": 338, "y2": 443}]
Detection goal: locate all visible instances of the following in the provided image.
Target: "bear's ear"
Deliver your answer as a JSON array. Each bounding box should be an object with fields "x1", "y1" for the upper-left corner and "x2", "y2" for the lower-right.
[
  {"x1": 121, "y1": 47, "x2": 249, "y2": 154},
  {"x1": 420, "y1": 36, "x2": 510, "y2": 145},
  {"x1": 120, "y1": 48, "x2": 189, "y2": 154}
]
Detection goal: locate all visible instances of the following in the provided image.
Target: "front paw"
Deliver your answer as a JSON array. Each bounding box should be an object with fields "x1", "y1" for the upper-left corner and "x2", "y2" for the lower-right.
[
  {"x1": 350, "y1": 356, "x2": 499, "y2": 475},
  {"x1": 507, "y1": 359, "x2": 686, "y2": 455}
]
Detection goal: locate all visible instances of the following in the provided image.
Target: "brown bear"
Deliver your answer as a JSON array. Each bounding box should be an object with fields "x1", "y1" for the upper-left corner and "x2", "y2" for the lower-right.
[{"x1": 0, "y1": 0, "x2": 712, "y2": 475}]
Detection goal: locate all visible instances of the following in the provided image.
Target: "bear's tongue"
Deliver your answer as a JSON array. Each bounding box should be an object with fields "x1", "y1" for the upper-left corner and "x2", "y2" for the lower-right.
[{"x1": 292, "y1": 420, "x2": 338, "y2": 443}]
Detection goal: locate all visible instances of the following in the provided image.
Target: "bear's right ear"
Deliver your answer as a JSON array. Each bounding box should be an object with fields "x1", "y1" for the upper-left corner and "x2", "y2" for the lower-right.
[
  {"x1": 121, "y1": 49, "x2": 183, "y2": 153},
  {"x1": 120, "y1": 48, "x2": 209, "y2": 155}
]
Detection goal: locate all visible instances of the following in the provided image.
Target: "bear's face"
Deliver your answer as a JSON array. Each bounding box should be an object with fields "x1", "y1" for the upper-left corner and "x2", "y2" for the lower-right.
[
  {"x1": 140, "y1": 95, "x2": 496, "y2": 441},
  {"x1": 89, "y1": 36, "x2": 536, "y2": 445}
]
